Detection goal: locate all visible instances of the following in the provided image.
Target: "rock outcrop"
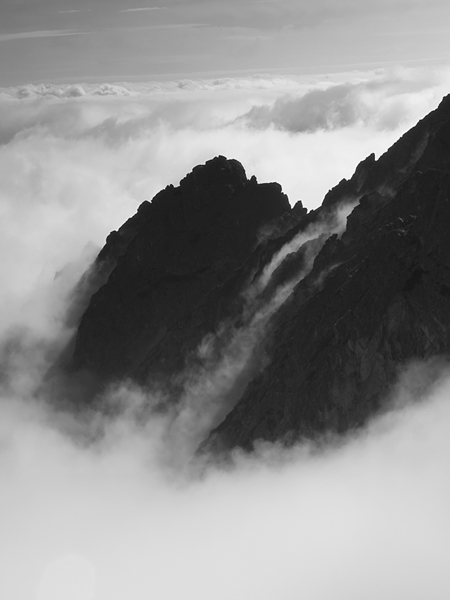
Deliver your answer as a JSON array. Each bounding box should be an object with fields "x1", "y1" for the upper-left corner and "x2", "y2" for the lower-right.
[
  {"x1": 208, "y1": 168, "x2": 450, "y2": 449},
  {"x1": 71, "y1": 94, "x2": 450, "y2": 452},
  {"x1": 72, "y1": 155, "x2": 291, "y2": 382}
]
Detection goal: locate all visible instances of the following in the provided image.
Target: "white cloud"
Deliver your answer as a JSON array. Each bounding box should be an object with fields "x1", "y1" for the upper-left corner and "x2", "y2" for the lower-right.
[
  {"x1": 13, "y1": 83, "x2": 87, "y2": 99},
  {"x1": 0, "y1": 65, "x2": 450, "y2": 599},
  {"x1": 3, "y1": 66, "x2": 448, "y2": 211},
  {"x1": 240, "y1": 66, "x2": 449, "y2": 132},
  {"x1": 2, "y1": 356, "x2": 450, "y2": 599},
  {"x1": 0, "y1": 66, "x2": 446, "y2": 345}
]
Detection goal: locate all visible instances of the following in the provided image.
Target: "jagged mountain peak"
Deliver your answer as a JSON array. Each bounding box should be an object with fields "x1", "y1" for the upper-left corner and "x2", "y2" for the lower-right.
[
  {"x1": 322, "y1": 92, "x2": 450, "y2": 209},
  {"x1": 68, "y1": 94, "x2": 450, "y2": 453},
  {"x1": 72, "y1": 155, "x2": 291, "y2": 382}
]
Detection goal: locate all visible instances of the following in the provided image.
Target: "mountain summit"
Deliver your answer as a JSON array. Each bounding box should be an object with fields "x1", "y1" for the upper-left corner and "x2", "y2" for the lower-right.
[
  {"x1": 72, "y1": 155, "x2": 291, "y2": 383},
  {"x1": 71, "y1": 95, "x2": 450, "y2": 452}
]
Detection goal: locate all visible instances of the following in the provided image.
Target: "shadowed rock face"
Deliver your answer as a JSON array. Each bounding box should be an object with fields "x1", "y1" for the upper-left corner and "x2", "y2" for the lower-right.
[
  {"x1": 72, "y1": 94, "x2": 450, "y2": 452},
  {"x1": 205, "y1": 95, "x2": 450, "y2": 451},
  {"x1": 208, "y1": 169, "x2": 450, "y2": 450},
  {"x1": 72, "y1": 155, "x2": 291, "y2": 382}
]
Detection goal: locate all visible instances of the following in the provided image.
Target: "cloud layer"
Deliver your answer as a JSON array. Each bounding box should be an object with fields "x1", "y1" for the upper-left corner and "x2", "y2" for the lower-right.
[
  {"x1": 3, "y1": 358, "x2": 450, "y2": 600},
  {"x1": 240, "y1": 69, "x2": 446, "y2": 132},
  {"x1": 1, "y1": 66, "x2": 447, "y2": 342},
  {"x1": 1, "y1": 67, "x2": 450, "y2": 599}
]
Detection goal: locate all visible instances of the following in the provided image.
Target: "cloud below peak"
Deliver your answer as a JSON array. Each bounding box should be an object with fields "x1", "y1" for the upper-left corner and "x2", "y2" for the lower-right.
[{"x1": 0, "y1": 66, "x2": 450, "y2": 599}]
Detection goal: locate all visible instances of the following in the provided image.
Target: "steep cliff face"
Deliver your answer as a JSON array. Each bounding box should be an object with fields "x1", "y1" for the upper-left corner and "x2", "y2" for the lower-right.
[
  {"x1": 208, "y1": 169, "x2": 450, "y2": 449},
  {"x1": 72, "y1": 94, "x2": 450, "y2": 452},
  {"x1": 322, "y1": 94, "x2": 450, "y2": 209},
  {"x1": 73, "y1": 155, "x2": 291, "y2": 382},
  {"x1": 206, "y1": 95, "x2": 450, "y2": 450}
]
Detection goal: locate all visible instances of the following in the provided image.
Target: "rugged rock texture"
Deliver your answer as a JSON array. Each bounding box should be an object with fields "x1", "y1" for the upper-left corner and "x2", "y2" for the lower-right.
[
  {"x1": 72, "y1": 94, "x2": 450, "y2": 452},
  {"x1": 208, "y1": 168, "x2": 450, "y2": 449},
  {"x1": 322, "y1": 94, "x2": 450, "y2": 209},
  {"x1": 73, "y1": 155, "x2": 291, "y2": 382},
  {"x1": 206, "y1": 94, "x2": 450, "y2": 450}
]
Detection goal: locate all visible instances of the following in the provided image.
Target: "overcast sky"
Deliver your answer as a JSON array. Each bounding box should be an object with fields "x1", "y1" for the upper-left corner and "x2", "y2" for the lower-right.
[{"x1": 1, "y1": 0, "x2": 450, "y2": 85}]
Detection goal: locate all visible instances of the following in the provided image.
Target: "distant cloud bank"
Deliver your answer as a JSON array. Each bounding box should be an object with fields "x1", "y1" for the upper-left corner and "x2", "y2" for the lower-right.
[{"x1": 1, "y1": 67, "x2": 448, "y2": 212}]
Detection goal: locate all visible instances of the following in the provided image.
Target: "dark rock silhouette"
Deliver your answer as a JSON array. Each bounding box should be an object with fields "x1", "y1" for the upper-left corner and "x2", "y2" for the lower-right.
[
  {"x1": 208, "y1": 168, "x2": 450, "y2": 450},
  {"x1": 73, "y1": 155, "x2": 290, "y2": 382},
  {"x1": 207, "y1": 94, "x2": 450, "y2": 450},
  {"x1": 72, "y1": 94, "x2": 450, "y2": 452}
]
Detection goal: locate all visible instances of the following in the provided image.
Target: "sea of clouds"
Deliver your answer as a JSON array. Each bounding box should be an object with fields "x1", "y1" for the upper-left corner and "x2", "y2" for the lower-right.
[{"x1": 2, "y1": 65, "x2": 450, "y2": 599}]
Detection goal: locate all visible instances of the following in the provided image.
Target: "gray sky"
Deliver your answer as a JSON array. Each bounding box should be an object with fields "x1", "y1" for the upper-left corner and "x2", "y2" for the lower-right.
[{"x1": 1, "y1": 0, "x2": 450, "y2": 85}]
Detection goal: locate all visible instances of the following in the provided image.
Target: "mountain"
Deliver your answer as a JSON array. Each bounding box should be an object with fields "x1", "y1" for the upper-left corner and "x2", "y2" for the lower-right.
[
  {"x1": 70, "y1": 94, "x2": 450, "y2": 452},
  {"x1": 72, "y1": 156, "x2": 292, "y2": 382}
]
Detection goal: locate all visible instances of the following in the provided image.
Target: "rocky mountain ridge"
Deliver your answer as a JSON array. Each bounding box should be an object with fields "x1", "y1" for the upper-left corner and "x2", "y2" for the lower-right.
[
  {"x1": 73, "y1": 156, "x2": 292, "y2": 383},
  {"x1": 70, "y1": 93, "x2": 450, "y2": 452}
]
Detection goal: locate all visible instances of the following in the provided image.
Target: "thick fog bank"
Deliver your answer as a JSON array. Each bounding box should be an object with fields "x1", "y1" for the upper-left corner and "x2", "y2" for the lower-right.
[{"x1": 2, "y1": 356, "x2": 450, "y2": 600}]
